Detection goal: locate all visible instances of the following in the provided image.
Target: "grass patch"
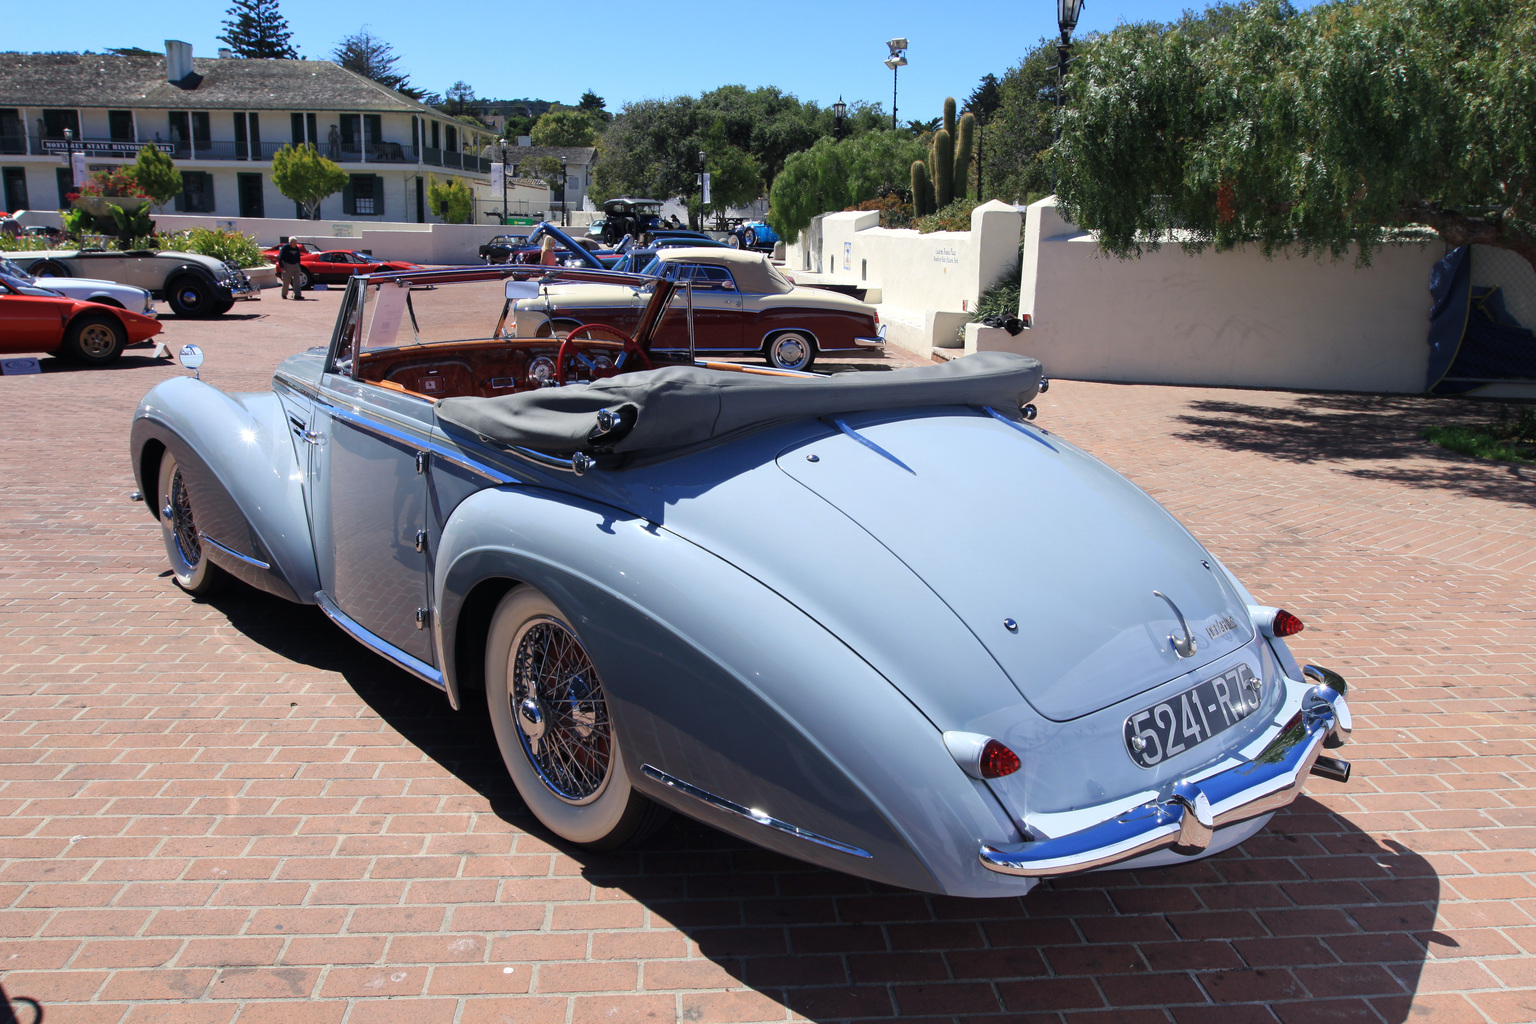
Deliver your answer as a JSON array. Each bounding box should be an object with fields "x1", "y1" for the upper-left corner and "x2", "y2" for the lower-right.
[{"x1": 1423, "y1": 405, "x2": 1536, "y2": 463}]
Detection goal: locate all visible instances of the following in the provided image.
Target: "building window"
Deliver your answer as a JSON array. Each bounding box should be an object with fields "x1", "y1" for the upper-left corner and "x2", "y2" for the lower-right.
[
  {"x1": 291, "y1": 112, "x2": 318, "y2": 146},
  {"x1": 55, "y1": 167, "x2": 73, "y2": 208},
  {"x1": 176, "y1": 171, "x2": 215, "y2": 213},
  {"x1": 0, "y1": 110, "x2": 23, "y2": 155},
  {"x1": 345, "y1": 175, "x2": 382, "y2": 217},
  {"x1": 108, "y1": 111, "x2": 135, "y2": 142},
  {"x1": 3, "y1": 167, "x2": 29, "y2": 211},
  {"x1": 42, "y1": 110, "x2": 79, "y2": 139}
]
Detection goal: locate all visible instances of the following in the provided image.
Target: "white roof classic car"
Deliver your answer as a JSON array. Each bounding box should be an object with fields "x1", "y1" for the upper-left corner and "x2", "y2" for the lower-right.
[{"x1": 8, "y1": 248, "x2": 256, "y2": 318}]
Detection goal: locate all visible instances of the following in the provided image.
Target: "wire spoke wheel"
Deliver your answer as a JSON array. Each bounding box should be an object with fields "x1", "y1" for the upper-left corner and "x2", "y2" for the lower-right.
[
  {"x1": 155, "y1": 452, "x2": 224, "y2": 596},
  {"x1": 511, "y1": 617, "x2": 612, "y2": 804},
  {"x1": 167, "y1": 467, "x2": 202, "y2": 568},
  {"x1": 485, "y1": 585, "x2": 669, "y2": 849}
]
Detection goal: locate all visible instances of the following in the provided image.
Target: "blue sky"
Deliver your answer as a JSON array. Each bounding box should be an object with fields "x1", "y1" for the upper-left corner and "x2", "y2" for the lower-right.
[{"x1": 7, "y1": 1, "x2": 1317, "y2": 118}]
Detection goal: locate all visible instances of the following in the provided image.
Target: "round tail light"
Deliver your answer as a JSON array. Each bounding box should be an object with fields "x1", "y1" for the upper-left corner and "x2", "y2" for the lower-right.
[
  {"x1": 1272, "y1": 609, "x2": 1305, "y2": 637},
  {"x1": 979, "y1": 740, "x2": 1021, "y2": 778}
]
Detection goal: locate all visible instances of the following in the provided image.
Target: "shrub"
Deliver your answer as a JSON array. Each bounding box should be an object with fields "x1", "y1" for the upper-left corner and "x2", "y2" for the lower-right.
[
  {"x1": 915, "y1": 197, "x2": 982, "y2": 234},
  {"x1": 0, "y1": 234, "x2": 53, "y2": 252},
  {"x1": 163, "y1": 227, "x2": 267, "y2": 267}
]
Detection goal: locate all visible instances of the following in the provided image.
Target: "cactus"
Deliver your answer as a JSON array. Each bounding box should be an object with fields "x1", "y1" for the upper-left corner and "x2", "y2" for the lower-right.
[
  {"x1": 943, "y1": 96, "x2": 957, "y2": 140},
  {"x1": 933, "y1": 128, "x2": 953, "y2": 209},
  {"x1": 953, "y1": 112, "x2": 975, "y2": 201},
  {"x1": 911, "y1": 160, "x2": 931, "y2": 217}
]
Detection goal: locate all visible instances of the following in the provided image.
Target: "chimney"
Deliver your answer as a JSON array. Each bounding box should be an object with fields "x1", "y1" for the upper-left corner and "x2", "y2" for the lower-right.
[{"x1": 164, "y1": 40, "x2": 194, "y2": 84}]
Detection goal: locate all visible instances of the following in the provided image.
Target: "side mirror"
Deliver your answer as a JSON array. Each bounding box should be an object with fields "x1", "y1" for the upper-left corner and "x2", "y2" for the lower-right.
[
  {"x1": 504, "y1": 280, "x2": 540, "y2": 300},
  {"x1": 178, "y1": 343, "x2": 204, "y2": 379}
]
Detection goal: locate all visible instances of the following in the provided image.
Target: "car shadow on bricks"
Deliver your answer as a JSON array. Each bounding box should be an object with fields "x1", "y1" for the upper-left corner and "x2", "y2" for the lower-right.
[
  {"x1": 204, "y1": 588, "x2": 1441, "y2": 1024},
  {"x1": 1173, "y1": 394, "x2": 1536, "y2": 507}
]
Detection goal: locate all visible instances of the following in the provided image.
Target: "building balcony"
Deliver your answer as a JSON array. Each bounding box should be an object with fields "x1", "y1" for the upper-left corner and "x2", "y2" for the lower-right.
[{"x1": 13, "y1": 136, "x2": 426, "y2": 164}]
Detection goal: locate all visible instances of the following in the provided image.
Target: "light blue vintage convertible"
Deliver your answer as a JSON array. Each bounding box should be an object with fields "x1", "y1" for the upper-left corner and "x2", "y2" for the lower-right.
[{"x1": 128, "y1": 264, "x2": 1353, "y2": 897}]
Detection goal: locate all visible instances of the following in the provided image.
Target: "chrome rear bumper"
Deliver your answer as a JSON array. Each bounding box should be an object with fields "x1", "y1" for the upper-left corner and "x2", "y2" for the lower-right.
[
  {"x1": 852, "y1": 325, "x2": 887, "y2": 350},
  {"x1": 980, "y1": 665, "x2": 1352, "y2": 878}
]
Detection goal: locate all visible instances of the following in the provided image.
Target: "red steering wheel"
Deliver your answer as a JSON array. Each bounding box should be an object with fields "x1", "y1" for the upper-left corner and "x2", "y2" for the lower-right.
[{"x1": 554, "y1": 323, "x2": 652, "y2": 384}]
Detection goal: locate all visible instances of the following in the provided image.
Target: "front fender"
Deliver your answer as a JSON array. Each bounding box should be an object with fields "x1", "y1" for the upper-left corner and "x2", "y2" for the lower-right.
[
  {"x1": 131, "y1": 376, "x2": 318, "y2": 604},
  {"x1": 432, "y1": 485, "x2": 1034, "y2": 896}
]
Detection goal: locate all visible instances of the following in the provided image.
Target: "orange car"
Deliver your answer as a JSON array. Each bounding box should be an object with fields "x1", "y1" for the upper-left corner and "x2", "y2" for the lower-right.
[{"x1": 0, "y1": 276, "x2": 162, "y2": 364}]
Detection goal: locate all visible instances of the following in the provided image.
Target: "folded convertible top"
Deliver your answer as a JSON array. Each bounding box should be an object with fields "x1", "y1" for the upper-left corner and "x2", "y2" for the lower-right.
[{"x1": 435, "y1": 351, "x2": 1042, "y2": 459}]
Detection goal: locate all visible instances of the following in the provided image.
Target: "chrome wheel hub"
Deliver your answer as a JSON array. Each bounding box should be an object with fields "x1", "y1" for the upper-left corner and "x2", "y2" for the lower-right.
[{"x1": 517, "y1": 696, "x2": 547, "y2": 753}]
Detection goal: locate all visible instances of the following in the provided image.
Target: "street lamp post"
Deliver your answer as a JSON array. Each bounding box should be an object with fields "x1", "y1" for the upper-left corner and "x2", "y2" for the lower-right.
[
  {"x1": 1053, "y1": 0, "x2": 1085, "y2": 194},
  {"x1": 832, "y1": 98, "x2": 847, "y2": 141},
  {"x1": 499, "y1": 140, "x2": 510, "y2": 226},
  {"x1": 884, "y1": 39, "x2": 908, "y2": 132}
]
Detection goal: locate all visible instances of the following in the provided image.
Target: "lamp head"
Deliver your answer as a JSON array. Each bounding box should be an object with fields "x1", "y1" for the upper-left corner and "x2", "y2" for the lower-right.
[
  {"x1": 884, "y1": 56, "x2": 908, "y2": 70},
  {"x1": 887, "y1": 38, "x2": 908, "y2": 55},
  {"x1": 832, "y1": 98, "x2": 847, "y2": 120},
  {"x1": 1058, "y1": 0, "x2": 1085, "y2": 37}
]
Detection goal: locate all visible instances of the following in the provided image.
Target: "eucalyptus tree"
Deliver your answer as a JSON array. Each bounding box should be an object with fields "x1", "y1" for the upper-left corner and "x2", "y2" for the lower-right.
[{"x1": 1053, "y1": 0, "x2": 1536, "y2": 272}]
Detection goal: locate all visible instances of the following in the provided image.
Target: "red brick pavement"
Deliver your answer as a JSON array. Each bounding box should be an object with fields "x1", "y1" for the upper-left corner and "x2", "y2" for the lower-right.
[{"x1": 1, "y1": 291, "x2": 1534, "y2": 1023}]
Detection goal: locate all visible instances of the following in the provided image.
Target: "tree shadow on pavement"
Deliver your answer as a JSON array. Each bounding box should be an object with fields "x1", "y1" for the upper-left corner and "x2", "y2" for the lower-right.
[
  {"x1": 210, "y1": 583, "x2": 1441, "y2": 1024},
  {"x1": 1173, "y1": 393, "x2": 1536, "y2": 507}
]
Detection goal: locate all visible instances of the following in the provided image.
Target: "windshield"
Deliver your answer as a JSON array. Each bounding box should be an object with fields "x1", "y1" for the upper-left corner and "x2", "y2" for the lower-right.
[
  {"x1": 349, "y1": 252, "x2": 383, "y2": 263},
  {"x1": 0, "y1": 273, "x2": 59, "y2": 297},
  {"x1": 0, "y1": 258, "x2": 36, "y2": 284}
]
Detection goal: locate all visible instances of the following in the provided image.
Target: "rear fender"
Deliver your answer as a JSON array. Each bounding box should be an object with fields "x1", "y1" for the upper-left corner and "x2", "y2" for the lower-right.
[
  {"x1": 433, "y1": 486, "x2": 1032, "y2": 896},
  {"x1": 131, "y1": 376, "x2": 318, "y2": 604}
]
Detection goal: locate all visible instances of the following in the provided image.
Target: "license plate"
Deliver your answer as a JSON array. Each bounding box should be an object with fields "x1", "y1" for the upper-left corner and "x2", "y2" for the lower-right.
[{"x1": 1124, "y1": 663, "x2": 1261, "y2": 768}]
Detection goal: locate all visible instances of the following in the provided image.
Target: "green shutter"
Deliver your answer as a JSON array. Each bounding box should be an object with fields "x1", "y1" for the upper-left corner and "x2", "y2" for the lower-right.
[
  {"x1": 175, "y1": 170, "x2": 188, "y2": 212},
  {"x1": 373, "y1": 176, "x2": 385, "y2": 217},
  {"x1": 342, "y1": 177, "x2": 355, "y2": 217}
]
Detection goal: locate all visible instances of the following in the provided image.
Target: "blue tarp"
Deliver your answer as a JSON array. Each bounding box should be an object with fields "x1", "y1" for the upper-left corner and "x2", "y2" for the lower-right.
[{"x1": 1426, "y1": 246, "x2": 1536, "y2": 394}]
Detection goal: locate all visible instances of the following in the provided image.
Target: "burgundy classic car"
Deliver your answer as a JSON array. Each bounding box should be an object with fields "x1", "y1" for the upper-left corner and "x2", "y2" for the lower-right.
[{"x1": 509, "y1": 248, "x2": 884, "y2": 371}]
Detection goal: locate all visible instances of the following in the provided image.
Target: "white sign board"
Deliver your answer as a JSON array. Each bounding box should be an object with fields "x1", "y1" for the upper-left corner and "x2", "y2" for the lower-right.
[
  {"x1": 71, "y1": 152, "x2": 89, "y2": 186},
  {"x1": 332, "y1": 223, "x2": 353, "y2": 237},
  {"x1": 701, "y1": 172, "x2": 711, "y2": 205},
  {"x1": 491, "y1": 162, "x2": 505, "y2": 195}
]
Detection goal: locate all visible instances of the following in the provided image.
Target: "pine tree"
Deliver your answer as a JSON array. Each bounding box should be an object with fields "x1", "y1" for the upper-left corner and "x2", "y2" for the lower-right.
[
  {"x1": 332, "y1": 28, "x2": 420, "y2": 98},
  {"x1": 218, "y1": 0, "x2": 299, "y2": 60}
]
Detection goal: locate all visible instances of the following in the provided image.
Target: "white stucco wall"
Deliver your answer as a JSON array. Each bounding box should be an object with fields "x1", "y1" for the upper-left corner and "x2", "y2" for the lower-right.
[
  {"x1": 984, "y1": 197, "x2": 1443, "y2": 394},
  {"x1": 785, "y1": 201, "x2": 1023, "y2": 356}
]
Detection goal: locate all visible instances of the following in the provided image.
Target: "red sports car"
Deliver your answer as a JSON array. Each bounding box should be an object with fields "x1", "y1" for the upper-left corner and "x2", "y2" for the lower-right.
[
  {"x1": 0, "y1": 276, "x2": 162, "y2": 364},
  {"x1": 287, "y1": 250, "x2": 422, "y2": 288}
]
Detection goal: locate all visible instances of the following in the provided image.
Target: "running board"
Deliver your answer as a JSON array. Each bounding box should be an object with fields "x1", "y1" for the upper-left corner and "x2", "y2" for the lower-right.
[{"x1": 315, "y1": 591, "x2": 445, "y2": 691}]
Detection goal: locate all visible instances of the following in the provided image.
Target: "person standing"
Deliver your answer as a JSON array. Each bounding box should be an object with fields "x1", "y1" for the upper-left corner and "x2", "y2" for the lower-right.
[
  {"x1": 278, "y1": 240, "x2": 306, "y2": 299},
  {"x1": 539, "y1": 236, "x2": 559, "y2": 266}
]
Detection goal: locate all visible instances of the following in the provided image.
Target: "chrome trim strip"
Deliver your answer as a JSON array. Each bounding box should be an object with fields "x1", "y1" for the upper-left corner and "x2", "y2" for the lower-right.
[
  {"x1": 981, "y1": 405, "x2": 1058, "y2": 452},
  {"x1": 199, "y1": 533, "x2": 271, "y2": 570},
  {"x1": 978, "y1": 670, "x2": 1350, "y2": 878},
  {"x1": 273, "y1": 371, "x2": 322, "y2": 402},
  {"x1": 315, "y1": 591, "x2": 445, "y2": 691},
  {"x1": 318, "y1": 397, "x2": 519, "y2": 484},
  {"x1": 640, "y1": 764, "x2": 872, "y2": 859},
  {"x1": 831, "y1": 417, "x2": 915, "y2": 474}
]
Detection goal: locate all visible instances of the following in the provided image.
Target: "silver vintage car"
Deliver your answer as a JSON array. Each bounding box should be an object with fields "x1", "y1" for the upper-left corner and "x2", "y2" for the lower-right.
[{"x1": 127, "y1": 264, "x2": 1352, "y2": 897}]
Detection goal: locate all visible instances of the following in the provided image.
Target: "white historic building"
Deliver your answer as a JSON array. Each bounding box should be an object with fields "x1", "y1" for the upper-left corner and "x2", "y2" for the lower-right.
[{"x1": 0, "y1": 41, "x2": 498, "y2": 222}]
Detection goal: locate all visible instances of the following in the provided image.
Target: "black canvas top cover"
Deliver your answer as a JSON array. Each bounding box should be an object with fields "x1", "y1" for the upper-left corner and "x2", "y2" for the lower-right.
[{"x1": 436, "y1": 351, "x2": 1043, "y2": 458}]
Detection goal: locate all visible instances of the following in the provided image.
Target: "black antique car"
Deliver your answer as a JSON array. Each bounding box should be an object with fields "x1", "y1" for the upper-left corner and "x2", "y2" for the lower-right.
[
  {"x1": 594, "y1": 197, "x2": 665, "y2": 244},
  {"x1": 477, "y1": 234, "x2": 531, "y2": 264}
]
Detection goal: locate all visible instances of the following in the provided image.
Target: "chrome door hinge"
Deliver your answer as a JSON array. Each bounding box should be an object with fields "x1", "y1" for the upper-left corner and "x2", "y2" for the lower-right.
[
  {"x1": 301, "y1": 428, "x2": 324, "y2": 446},
  {"x1": 414, "y1": 529, "x2": 426, "y2": 553},
  {"x1": 415, "y1": 451, "x2": 429, "y2": 474},
  {"x1": 415, "y1": 607, "x2": 430, "y2": 629}
]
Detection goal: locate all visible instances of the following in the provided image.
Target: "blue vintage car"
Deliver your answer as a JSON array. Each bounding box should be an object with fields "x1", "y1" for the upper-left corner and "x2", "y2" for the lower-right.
[
  {"x1": 128, "y1": 263, "x2": 1352, "y2": 896},
  {"x1": 728, "y1": 220, "x2": 779, "y2": 251}
]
